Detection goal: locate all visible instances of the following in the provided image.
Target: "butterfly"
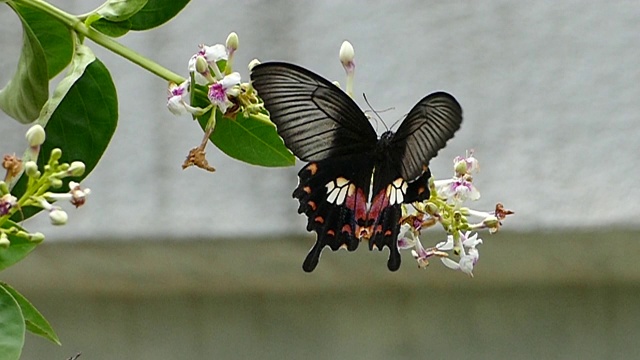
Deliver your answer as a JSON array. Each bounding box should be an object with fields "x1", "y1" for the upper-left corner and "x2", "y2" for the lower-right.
[{"x1": 250, "y1": 62, "x2": 463, "y2": 272}]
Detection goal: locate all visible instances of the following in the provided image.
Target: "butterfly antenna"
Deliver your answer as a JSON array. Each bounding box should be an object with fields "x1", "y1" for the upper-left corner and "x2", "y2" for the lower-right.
[
  {"x1": 389, "y1": 115, "x2": 405, "y2": 131},
  {"x1": 363, "y1": 93, "x2": 389, "y2": 132}
]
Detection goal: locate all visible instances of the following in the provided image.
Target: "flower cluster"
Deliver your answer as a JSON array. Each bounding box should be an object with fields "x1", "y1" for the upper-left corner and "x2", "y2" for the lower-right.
[
  {"x1": 397, "y1": 151, "x2": 513, "y2": 276},
  {"x1": 0, "y1": 125, "x2": 91, "y2": 247},
  {"x1": 167, "y1": 32, "x2": 264, "y2": 172}
]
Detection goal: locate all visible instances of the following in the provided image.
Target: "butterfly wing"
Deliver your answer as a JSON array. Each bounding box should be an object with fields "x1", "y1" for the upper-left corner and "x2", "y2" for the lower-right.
[
  {"x1": 250, "y1": 62, "x2": 378, "y2": 272},
  {"x1": 390, "y1": 92, "x2": 463, "y2": 181},
  {"x1": 363, "y1": 92, "x2": 462, "y2": 270},
  {"x1": 293, "y1": 154, "x2": 374, "y2": 272},
  {"x1": 250, "y1": 62, "x2": 377, "y2": 161}
]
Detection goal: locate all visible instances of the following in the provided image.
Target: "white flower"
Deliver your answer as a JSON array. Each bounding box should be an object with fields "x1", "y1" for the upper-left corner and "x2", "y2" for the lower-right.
[
  {"x1": 453, "y1": 150, "x2": 479, "y2": 176},
  {"x1": 208, "y1": 72, "x2": 241, "y2": 113},
  {"x1": 167, "y1": 80, "x2": 201, "y2": 116},
  {"x1": 44, "y1": 181, "x2": 91, "y2": 208},
  {"x1": 339, "y1": 41, "x2": 355, "y2": 70},
  {"x1": 25, "y1": 124, "x2": 46, "y2": 147},
  {"x1": 49, "y1": 207, "x2": 68, "y2": 225},
  {"x1": 438, "y1": 231, "x2": 482, "y2": 277},
  {"x1": 0, "y1": 194, "x2": 17, "y2": 216},
  {"x1": 397, "y1": 224, "x2": 418, "y2": 249},
  {"x1": 202, "y1": 44, "x2": 228, "y2": 64},
  {"x1": 437, "y1": 177, "x2": 480, "y2": 204}
]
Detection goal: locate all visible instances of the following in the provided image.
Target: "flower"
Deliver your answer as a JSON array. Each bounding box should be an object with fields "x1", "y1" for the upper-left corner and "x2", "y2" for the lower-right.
[
  {"x1": 453, "y1": 150, "x2": 479, "y2": 176},
  {"x1": 436, "y1": 177, "x2": 480, "y2": 204},
  {"x1": 49, "y1": 207, "x2": 68, "y2": 225},
  {"x1": 2, "y1": 154, "x2": 22, "y2": 182},
  {"x1": 339, "y1": 41, "x2": 356, "y2": 97},
  {"x1": 397, "y1": 224, "x2": 418, "y2": 249},
  {"x1": 0, "y1": 194, "x2": 17, "y2": 216},
  {"x1": 167, "y1": 80, "x2": 198, "y2": 116},
  {"x1": 207, "y1": 72, "x2": 241, "y2": 113},
  {"x1": 25, "y1": 124, "x2": 46, "y2": 147},
  {"x1": 437, "y1": 231, "x2": 483, "y2": 277},
  {"x1": 44, "y1": 181, "x2": 91, "y2": 208},
  {"x1": 339, "y1": 41, "x2": 355, "y2": 71}
]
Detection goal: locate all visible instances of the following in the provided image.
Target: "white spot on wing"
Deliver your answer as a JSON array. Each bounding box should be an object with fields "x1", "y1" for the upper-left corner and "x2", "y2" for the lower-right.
[
  {"x1": 325, "y1": 177, "x2": 353, "y2": 205},
  {"x1": 388, "y1": 178, "x2": 408, "y2": 205}
]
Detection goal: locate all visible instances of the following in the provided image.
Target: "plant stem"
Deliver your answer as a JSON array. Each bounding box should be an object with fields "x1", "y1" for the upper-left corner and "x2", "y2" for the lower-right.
[{"x1": 14, "y1": 0, "x2": 185, "y2": 84}]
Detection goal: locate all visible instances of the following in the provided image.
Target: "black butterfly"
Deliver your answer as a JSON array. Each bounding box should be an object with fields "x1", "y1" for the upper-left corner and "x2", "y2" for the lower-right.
[{"x1": 250, "y1": 62, "x2": 462, "y2": 272}]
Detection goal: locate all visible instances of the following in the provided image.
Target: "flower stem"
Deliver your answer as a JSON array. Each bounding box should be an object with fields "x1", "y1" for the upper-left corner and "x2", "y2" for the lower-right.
[{"x1": 14, "y1": 0, "x2": 185, "y2": 84}]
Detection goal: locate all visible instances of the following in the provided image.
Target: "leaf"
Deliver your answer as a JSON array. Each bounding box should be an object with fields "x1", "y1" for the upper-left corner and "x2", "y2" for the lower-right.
[
  {"x1": 95, "y1": 0, "x2": 148, "y2": 21},
  {"x1": 39, "y1": 55, "x2": 118, "y2": 178},
  {"x1": 90, "y1": 18, "x2": 132, "y2": 38},
  {"x1": 0, "y1": 3, "x2": 49, "y2": 124},
  {"x1": 0, "y1": 285, "x2": 25, "y2": 360},
  {"x1": 11, "y1": 46, "x2": 118, "y2": 220},
  {"x1": 198, "y1": 110, "x2": 295, "y2": 167},
  {"x1": 0, "y1": 221, "x2": 39, "y2": 272},
  {"x1": 9, "y1": 2, "x2": 74, "y2": 79},
  {"x1": 0, "y1": 283, "x2": 60, "y2": 345},
  {"x1": 129, "y1": 0, "x2": 190, "y2": 30}
]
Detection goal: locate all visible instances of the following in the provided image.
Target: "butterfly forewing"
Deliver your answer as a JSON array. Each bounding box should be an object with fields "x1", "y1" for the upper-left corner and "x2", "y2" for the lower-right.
[
  {"x1": 251, "y1": 62, "x2": 377, "y2": 161},
  {"x1": 390, "y1": 92, "x2": 463, "y2": 181}
]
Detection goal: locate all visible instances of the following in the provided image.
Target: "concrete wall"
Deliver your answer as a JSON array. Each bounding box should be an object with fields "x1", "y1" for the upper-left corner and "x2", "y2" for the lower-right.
[{"x1": 1, "y1": 1, "x2": 639, "y2": 359}]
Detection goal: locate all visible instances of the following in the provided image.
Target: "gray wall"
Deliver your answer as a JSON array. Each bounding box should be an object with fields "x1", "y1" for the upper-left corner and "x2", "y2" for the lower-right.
[{"x1": 1, "y1": 1, "x2": 639, "y2": 359}]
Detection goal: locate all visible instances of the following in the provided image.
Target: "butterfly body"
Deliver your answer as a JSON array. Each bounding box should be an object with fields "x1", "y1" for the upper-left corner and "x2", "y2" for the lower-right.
[{"x1": 250, "y1": 62, "x2": 462, "y2": 272}]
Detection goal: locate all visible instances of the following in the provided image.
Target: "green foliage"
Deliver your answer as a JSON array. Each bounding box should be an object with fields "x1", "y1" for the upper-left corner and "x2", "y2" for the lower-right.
[
  {"x1": 95, "y1": 0, "x2": 148, "y2": 22},
  {"x1": 0, "y1": 0, "x2": 294, "y2": 355},
  {"x1": 204, "y1": 111, "x2": 295, "y2": 167},
  {"x1": 0, "y1": 221, "x2": 38, "y2": 272},
  {"x1": 38, "y1": 54, "x2": 118, "y2": 178},
  {"x1": 0, "y1": 285, "x2": 25, "y2": 360},
  {"x1": 0, "y1": 2, "x2": 49, "y2": 124},
  {"x1": 11, "y1": 46, "x2": 117, "y2": 220},
  {"x1": 89, "y1": 0, "x2": 190, "y2": 36},
  {"x1": 90, "y1": 18, "x2": 132, "y2": 38},
  {"x1": 129, "y1": 0, "x2": 190, "y2": 30},
  {"x1": 1, "y1": 283, "x2": 60, "y2": 345},
  {"x1": 10, "y1": 2, "x2": 73, "y2": 78}
]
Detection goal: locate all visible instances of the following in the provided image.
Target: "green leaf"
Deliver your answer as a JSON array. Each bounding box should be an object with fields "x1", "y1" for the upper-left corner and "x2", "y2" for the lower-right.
[
  {"x1": 90, "y1": 18, "x2": 132, "y2": 37},
  {"x1": 0, "y1": 3, "x2": 49, "y2": 124},
  {"x1": 129, "y1": 0, "x2": 190, "y2": 30},
  {"x1": 0, "y1": 285, "x2": 25, "y2": 360},
  {"x1": 0, "y1": 283, "x2": 60, "y2": 345},
  {"x1": 95, "y1": 0, "x2": 148, "y2": 21},
  {"x1": 199, "y1": 111, "x2": 295, "y2": 167},
  {"x1": 10, "y1": 2, "x2": 74, "y2": 78},
  {"x1": 0, "y1": 221, "x2": 39, "y2": 272},
  {"x1": 11, "y1": 46, "x2": 118, "y2": 220},
  {"x1": 39, "y1": 56, "x2": 118, "y2": 178}
]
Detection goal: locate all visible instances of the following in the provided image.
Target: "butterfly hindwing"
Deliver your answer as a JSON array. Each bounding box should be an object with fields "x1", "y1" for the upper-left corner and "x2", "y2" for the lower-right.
[{"x1": 292, "y1": 155, "x2": 374, "y2": 272}]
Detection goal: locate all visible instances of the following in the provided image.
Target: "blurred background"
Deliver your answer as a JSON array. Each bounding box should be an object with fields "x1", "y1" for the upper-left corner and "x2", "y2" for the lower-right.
[{"x1": 1, "y1": 1, "x2": 639, "y2": 359}]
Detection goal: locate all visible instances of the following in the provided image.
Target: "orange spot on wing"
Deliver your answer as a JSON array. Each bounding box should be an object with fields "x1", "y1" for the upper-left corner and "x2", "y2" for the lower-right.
[
  {"x1": 303, "y1": 186, "x2": 311, "y2": 194},
  {"x1": 307, "y1": 163, "x2": 318, "y2": 175},
  {"x1": 327, "y1": 229, "x2": 335, "y2": 236},
  {"x1": 314, "y1": 216, "x2": 324, "y2": 224},
  {"x1": 341, "y1": 224, "x2": 352, "y2": 234},
  {"x1": 307, "y1": 201, "x2": 317, "y2": 211}
]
